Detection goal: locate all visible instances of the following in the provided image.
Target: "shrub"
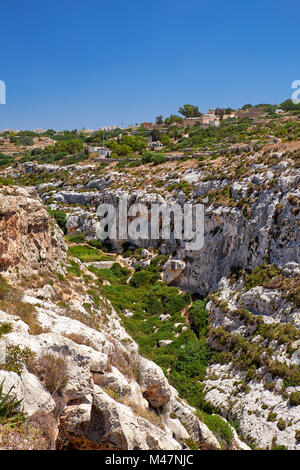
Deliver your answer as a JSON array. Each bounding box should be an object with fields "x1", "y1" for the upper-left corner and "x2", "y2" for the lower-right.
[
  {"x1": 271, "y1": 437, "x2": 287, "y2": 450},
  {"x1": 67, "y1": 260, "x2": 82, "y2": 277},
  {"x1": 0, "y1": 323, "x2": 13, "y2": 337},
  {"x1": 1, "y1": 346, "x2": 36, "y2": 375},
  {"x1": 16, "y1": 303, "x2": 45, "y2": 335},
  {"x1": 142, "y1": 151, "x2": 167, "y2": 165},
  {"x1": 0, "y1": 276, "x2": 12, "y2": 301},
  {"x1": 277, "y1": 419, "x2": 286, "y2": 431},
  {"x1": 129, "y1": 270, "x2": 159, "y2": 288},
  {"x1": 267, "y1": 411, "x2": 278, "y2": 422},
  {"x1": 66, "y1": 333, "x2": 92, "y2": 347},
  {"x1": 289, "y1": 391, "x2": 300, "y2": 406},
  {"x1": 0, "y1": 154, "x2": 14, "y2": 168},
  {"x1": 0, "y1": 280, "x2": 45, "y2": 335},
  {"x1": 29, "y1": 353, "x2": 68, "y2": 395},
  {"x1": 188, "y1": 300, "x2": 207, "y2": 337},
  {"x1": 246, "y1": 264, "x2": 281, "y2": 290}
]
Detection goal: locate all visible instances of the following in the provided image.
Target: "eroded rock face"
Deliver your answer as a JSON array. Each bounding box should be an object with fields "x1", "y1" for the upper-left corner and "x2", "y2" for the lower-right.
[
  {"x1": 0, "y1": 290, "x2": 243, "y2": 450},
  {"x1": 0, "y1": 186, "x2": 67, "y2": 278}
]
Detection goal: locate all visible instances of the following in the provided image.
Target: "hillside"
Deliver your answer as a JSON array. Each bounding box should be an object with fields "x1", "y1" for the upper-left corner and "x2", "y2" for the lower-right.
[{"x1": 0, "y1": 109, "x2": 299, "y2": 450}]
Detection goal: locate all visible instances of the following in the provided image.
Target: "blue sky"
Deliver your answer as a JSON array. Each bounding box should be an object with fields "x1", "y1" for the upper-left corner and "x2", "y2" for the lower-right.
[{"x1": 0, "y1": 0, "x2": 299, "y2": 130}]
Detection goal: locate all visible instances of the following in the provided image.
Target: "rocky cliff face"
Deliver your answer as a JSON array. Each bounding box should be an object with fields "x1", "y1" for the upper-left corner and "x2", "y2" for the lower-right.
[{"x1": 0, "y1": 186, "x2": 66, "y2": 279}]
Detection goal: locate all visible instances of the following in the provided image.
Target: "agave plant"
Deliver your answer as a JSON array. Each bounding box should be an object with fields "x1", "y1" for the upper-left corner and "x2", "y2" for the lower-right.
[{"x1": 0, "y1": 380, "x2": 26, "y2": 426}]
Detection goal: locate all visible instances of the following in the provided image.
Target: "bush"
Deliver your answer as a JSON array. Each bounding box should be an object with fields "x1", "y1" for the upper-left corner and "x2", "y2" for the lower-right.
[
  {"x1": 67, "y1": 260, "x2": 82, "y2": 277},
  {"x1": 188, "y1": 300, "x2": 207, "y2": 337},
  {"x1": 129, "y1": 270, "x2": 159, "y2": 288},
  {"x1": 142, "y1": 151, "x2": 167, "y2": 165},
  {"x1": 277, "y1": 418, "x2": 286, "y2": 431},
  {"x1": 29, "y1": 353, "x2": 68, "y2": 395},
  {"x1": 0, "y1": 153, "x2": 14, "y2": 167},
  {"x1": 246, "y1": 264, "x2": 281, "y2": 290},
  {"x1": 289, "y1": 391, "x2": 300, "y2": 406},
  {"x1": 0, "y1": 323, "x2": 13, "y2": 337},
  {"x1": 0, "y1": 276, "x2": 12, "y2": 301},
  {"x1": 1, "y1": 346, "x2": 36, "y2": 375}
]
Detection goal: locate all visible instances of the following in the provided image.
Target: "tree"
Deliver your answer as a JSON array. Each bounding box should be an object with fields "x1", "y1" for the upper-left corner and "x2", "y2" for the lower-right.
[
  {"x1": 215, "y1": 108, "x2": 225, "y2": 119},
  {"x1": 164, "y1": 114, "x2": 183, "y2": 125},
  {"x1": 156, "y1": 115, "x2": 163, "y2": 125},
  {"x1": 178, "y1": 104, "x2": 201, "y2": 118},
  {"x1": 160, "y1": 134, "x2": 170, "y2": 146},
  {"x1": 150, "y1": 129, "x2": 160, "y2": 141}
]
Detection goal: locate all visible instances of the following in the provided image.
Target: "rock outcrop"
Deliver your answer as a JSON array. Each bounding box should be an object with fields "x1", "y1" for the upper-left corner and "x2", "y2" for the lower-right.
[{"x1": 0, "y1": 186, "x2": 66, "y2": 279}]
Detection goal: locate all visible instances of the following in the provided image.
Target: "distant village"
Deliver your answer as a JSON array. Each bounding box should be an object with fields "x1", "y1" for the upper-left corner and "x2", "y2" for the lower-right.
[{"x1": 0, "y1": 102, "x2": 294, "y2": 161}]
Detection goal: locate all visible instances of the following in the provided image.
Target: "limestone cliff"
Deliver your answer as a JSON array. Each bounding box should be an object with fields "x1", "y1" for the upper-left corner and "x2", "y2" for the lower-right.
[{"x1": 0, "y1": 187, "x2": 247, "y2": 450}]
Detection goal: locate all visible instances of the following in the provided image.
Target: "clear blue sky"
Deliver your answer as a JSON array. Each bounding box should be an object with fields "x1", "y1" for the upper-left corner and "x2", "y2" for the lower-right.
[{"x1": 0, "y1": 0, "x2": 299, "y2": 130}]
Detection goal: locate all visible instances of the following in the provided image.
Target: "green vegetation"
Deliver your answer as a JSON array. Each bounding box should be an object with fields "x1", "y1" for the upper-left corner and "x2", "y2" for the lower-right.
[
  {"x1": 0, "y1": 153, "x2": 14, "y2": 167},
  {"x1": 109, "y1": 135, "x2": 147, "y2": 157},
  {"x1": 47, "y1": 208, "x2": 66, "y2": 233},
  {"x1": 0, "y1": 346, "x2": 36, "y2": 375},
  {"x1": 179, "y1": 104, "x2": 201, "y2": 118},
  {"x1": 0, "y1": 323, "x2": 13, "y2": 337},
  {"x1": 188, "y1": 300, "x2": 208, "y2": 337},
  {"x1": 168, "y1": 180, "x2": 193, "y2": 197},
  {"x1": 0, "y1": 380, "x2": 26, "y2": 426},
  {"x1": 210, "y1": 326, "x2": 300, "y2": 387},
  {"x1": 88, "y1": 261, "x2": 215, "y2": 416},
  {"x1": 0, "y1": 176, "x2": 16, "y2": 186},
  {"x1": 184, "y1": 438, "x2": 199, "y2": 450},
  {"x1": 65, "y1": 233, "x2": 86, "y2": 244},
  {"x1": 68, "y1": 244, "x2": 115, "y2": 262},
  {"x1": 67, "y1": 259, "x2": 82, "y2": 277},
  {"x1": 245, "y1": 264, "x2": 281, "y2": 290},
  {"x1": 289, "y1": 391, "x2": 300, "y2": 406},
  {"x1": 280, "y1": 99, "x2": 300, "y2": 114},
  {"x1": 198, "y1": 412, "x2": 234, "y2": 447},
  {"x1": 142, "y1": 151, "x2": 167, "y2": 165}
]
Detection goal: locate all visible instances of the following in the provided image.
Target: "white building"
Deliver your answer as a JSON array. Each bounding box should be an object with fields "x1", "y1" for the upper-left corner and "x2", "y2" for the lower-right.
[{"x1": 97, "y1": 147, "x2": 112, "y2": 158}]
